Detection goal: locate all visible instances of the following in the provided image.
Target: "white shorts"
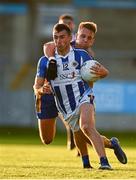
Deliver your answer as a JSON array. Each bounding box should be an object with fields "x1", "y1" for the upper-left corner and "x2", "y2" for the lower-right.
[{"x1": 65, "y1": 93, "x2": 94, "y2": 132}]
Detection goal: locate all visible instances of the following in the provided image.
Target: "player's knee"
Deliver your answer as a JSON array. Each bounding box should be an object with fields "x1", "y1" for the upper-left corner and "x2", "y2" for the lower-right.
[
  {"x1": 80, "y1": 124, "x2": 89, "y2": 134},
  {"x1": 80, "y1": 124, "x2": 95, "y2": 136},
  {"x1": 41, "y1": 137, "x2": 53, "y2": 145}
]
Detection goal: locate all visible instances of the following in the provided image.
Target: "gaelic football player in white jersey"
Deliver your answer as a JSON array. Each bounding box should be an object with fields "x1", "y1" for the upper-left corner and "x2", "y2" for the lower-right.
[
  {"x1": 58, "y1": 14, "x2": 76, "y2": 150},
  {"x1": 43, "y1": 21, "x2": 127, "y2": 167},
  {"x1": 34, "y1": 23, "x2": 112, "y2": 169},
  {"x1": 43, "y1": 14, "x2": 76, "y2": 151}
]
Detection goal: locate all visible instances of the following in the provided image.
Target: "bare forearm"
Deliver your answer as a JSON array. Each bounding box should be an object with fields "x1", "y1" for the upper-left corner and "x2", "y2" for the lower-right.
[
  {"x1": 33, "y1": 84, "x2": 43, "y2": 95},
  {"x1": 33, "y1": 80, "x2": 52, "y2": 95}
]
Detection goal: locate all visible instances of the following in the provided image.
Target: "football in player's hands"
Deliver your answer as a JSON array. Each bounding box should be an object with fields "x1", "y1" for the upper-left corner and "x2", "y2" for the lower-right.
[{"x1": 81, "y1": 60, "x2": 100, "y2": 82}]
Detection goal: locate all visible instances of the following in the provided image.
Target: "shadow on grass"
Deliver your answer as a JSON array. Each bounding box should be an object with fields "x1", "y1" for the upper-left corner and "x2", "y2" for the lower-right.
[{"x1": 0, "y1": 126, "x2": 66, "y2": 146}]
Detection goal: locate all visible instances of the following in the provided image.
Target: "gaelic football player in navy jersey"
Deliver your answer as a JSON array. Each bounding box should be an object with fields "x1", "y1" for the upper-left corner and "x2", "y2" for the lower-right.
[
  {"x1": 43, "y1": 21, "x2": 127, "y2": 167},
  {"x1": 34, "y1": 23, "x2": 112, "y2": 169},
  {"x1": 58, "y1": 14, "x2": 76, "y2": 43}
]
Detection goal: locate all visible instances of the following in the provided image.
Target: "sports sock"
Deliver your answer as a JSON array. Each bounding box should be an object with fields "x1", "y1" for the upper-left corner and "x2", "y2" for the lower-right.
[
  {"x1": 82, "y1": 155, "x2": 91, "y2": 168},
  {"x1": 100, "y1": 156, "x2": 109, "y2": 165}
]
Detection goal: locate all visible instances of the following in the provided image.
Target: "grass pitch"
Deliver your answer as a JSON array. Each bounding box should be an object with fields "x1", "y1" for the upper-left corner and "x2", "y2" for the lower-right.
[{"x1": 0, "y1": 127, "x2": 136, "y2": 179}]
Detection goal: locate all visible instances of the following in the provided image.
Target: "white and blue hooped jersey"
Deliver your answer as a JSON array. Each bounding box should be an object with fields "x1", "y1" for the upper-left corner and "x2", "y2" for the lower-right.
[{"x1": 36, "y1": 47, "x2": 93, "y2": 120}]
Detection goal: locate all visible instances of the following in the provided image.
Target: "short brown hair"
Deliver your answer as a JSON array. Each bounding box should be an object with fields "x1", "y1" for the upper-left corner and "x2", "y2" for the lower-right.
[
  {"x1": 53, "y1": 23, "x2": 71, "y2": 35},
  {"x1": 78, "y1": 22, "x2": 97, "y2": 34},
  {"x1": 59, "y1": 14, "x2": 74, "y2": 22}
]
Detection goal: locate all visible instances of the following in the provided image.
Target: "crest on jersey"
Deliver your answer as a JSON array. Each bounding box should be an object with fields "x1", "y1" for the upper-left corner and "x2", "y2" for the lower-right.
[{"x1": 72, "y1": 61, "x2": 79, "y2": 68}]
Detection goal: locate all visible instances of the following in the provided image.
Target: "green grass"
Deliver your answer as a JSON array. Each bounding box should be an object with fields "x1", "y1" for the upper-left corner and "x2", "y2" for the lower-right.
[{"x1": 0, "y1": 127, "x2": 136, "y2": 179}]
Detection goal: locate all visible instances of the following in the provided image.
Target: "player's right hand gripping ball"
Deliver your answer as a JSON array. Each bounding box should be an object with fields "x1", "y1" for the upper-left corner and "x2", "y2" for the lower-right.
[{"x1": 46, "y1": 59, "x2": 57, "y2": 81}]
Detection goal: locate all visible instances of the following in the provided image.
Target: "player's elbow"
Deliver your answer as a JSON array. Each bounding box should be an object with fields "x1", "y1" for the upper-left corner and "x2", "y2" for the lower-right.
[
  {"x1": 43, "y1": 41, "x2": 55, "y2": 57},
  {"x1": 43, "y1": 43, "x2": 47, "y2": 56}
]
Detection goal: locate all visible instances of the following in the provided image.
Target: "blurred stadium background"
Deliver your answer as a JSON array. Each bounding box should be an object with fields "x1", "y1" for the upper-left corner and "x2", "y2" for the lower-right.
[{"x1": 0, "y1": 0, "x2": 136, "y2": 132}]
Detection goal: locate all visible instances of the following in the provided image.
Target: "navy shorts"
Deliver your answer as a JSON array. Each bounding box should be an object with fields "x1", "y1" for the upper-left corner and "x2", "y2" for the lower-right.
[{"x1": 35, "y1": 93, "x2": 58, "y2": 119}]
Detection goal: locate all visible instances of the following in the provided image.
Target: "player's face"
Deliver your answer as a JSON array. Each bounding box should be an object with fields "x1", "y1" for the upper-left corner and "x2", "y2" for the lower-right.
[
  {"x1": 59, "y1": 19, "x2": 75, "y2": 31},
  {"x1": 76, "y1": 27, "x2": 95, "y2": 50},
  {"x1": 53, "y1": 30, "x2": 72, "y2": 53}
]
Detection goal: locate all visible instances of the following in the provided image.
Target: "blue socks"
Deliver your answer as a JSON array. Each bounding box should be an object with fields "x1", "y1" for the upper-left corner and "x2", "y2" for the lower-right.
[
  {"x1": 100, "y1": 157, "x2": 110, "y2": 166},
  {"x1": 82, "y1": 155, "x2": 92, "y2": 168}
]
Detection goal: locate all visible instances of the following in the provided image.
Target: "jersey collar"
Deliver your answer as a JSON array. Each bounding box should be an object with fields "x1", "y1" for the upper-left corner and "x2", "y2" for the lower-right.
[{"x1": 55, "y1": 46, "x2": 73, "y2": 58}]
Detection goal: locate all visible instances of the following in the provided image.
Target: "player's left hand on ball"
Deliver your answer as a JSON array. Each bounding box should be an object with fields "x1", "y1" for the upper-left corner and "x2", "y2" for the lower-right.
[
  {"x1": 90, "y1": 62, "x2": 101, "y2": 75},
  {"x1": 90, "y1": 62, "x2": 108, "y2": 77}
]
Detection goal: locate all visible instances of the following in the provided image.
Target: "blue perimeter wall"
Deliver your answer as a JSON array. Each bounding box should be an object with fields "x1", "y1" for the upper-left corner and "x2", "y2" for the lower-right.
[{"x1": 93, "y1": 81, "x2": 136, "y2": 114}]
